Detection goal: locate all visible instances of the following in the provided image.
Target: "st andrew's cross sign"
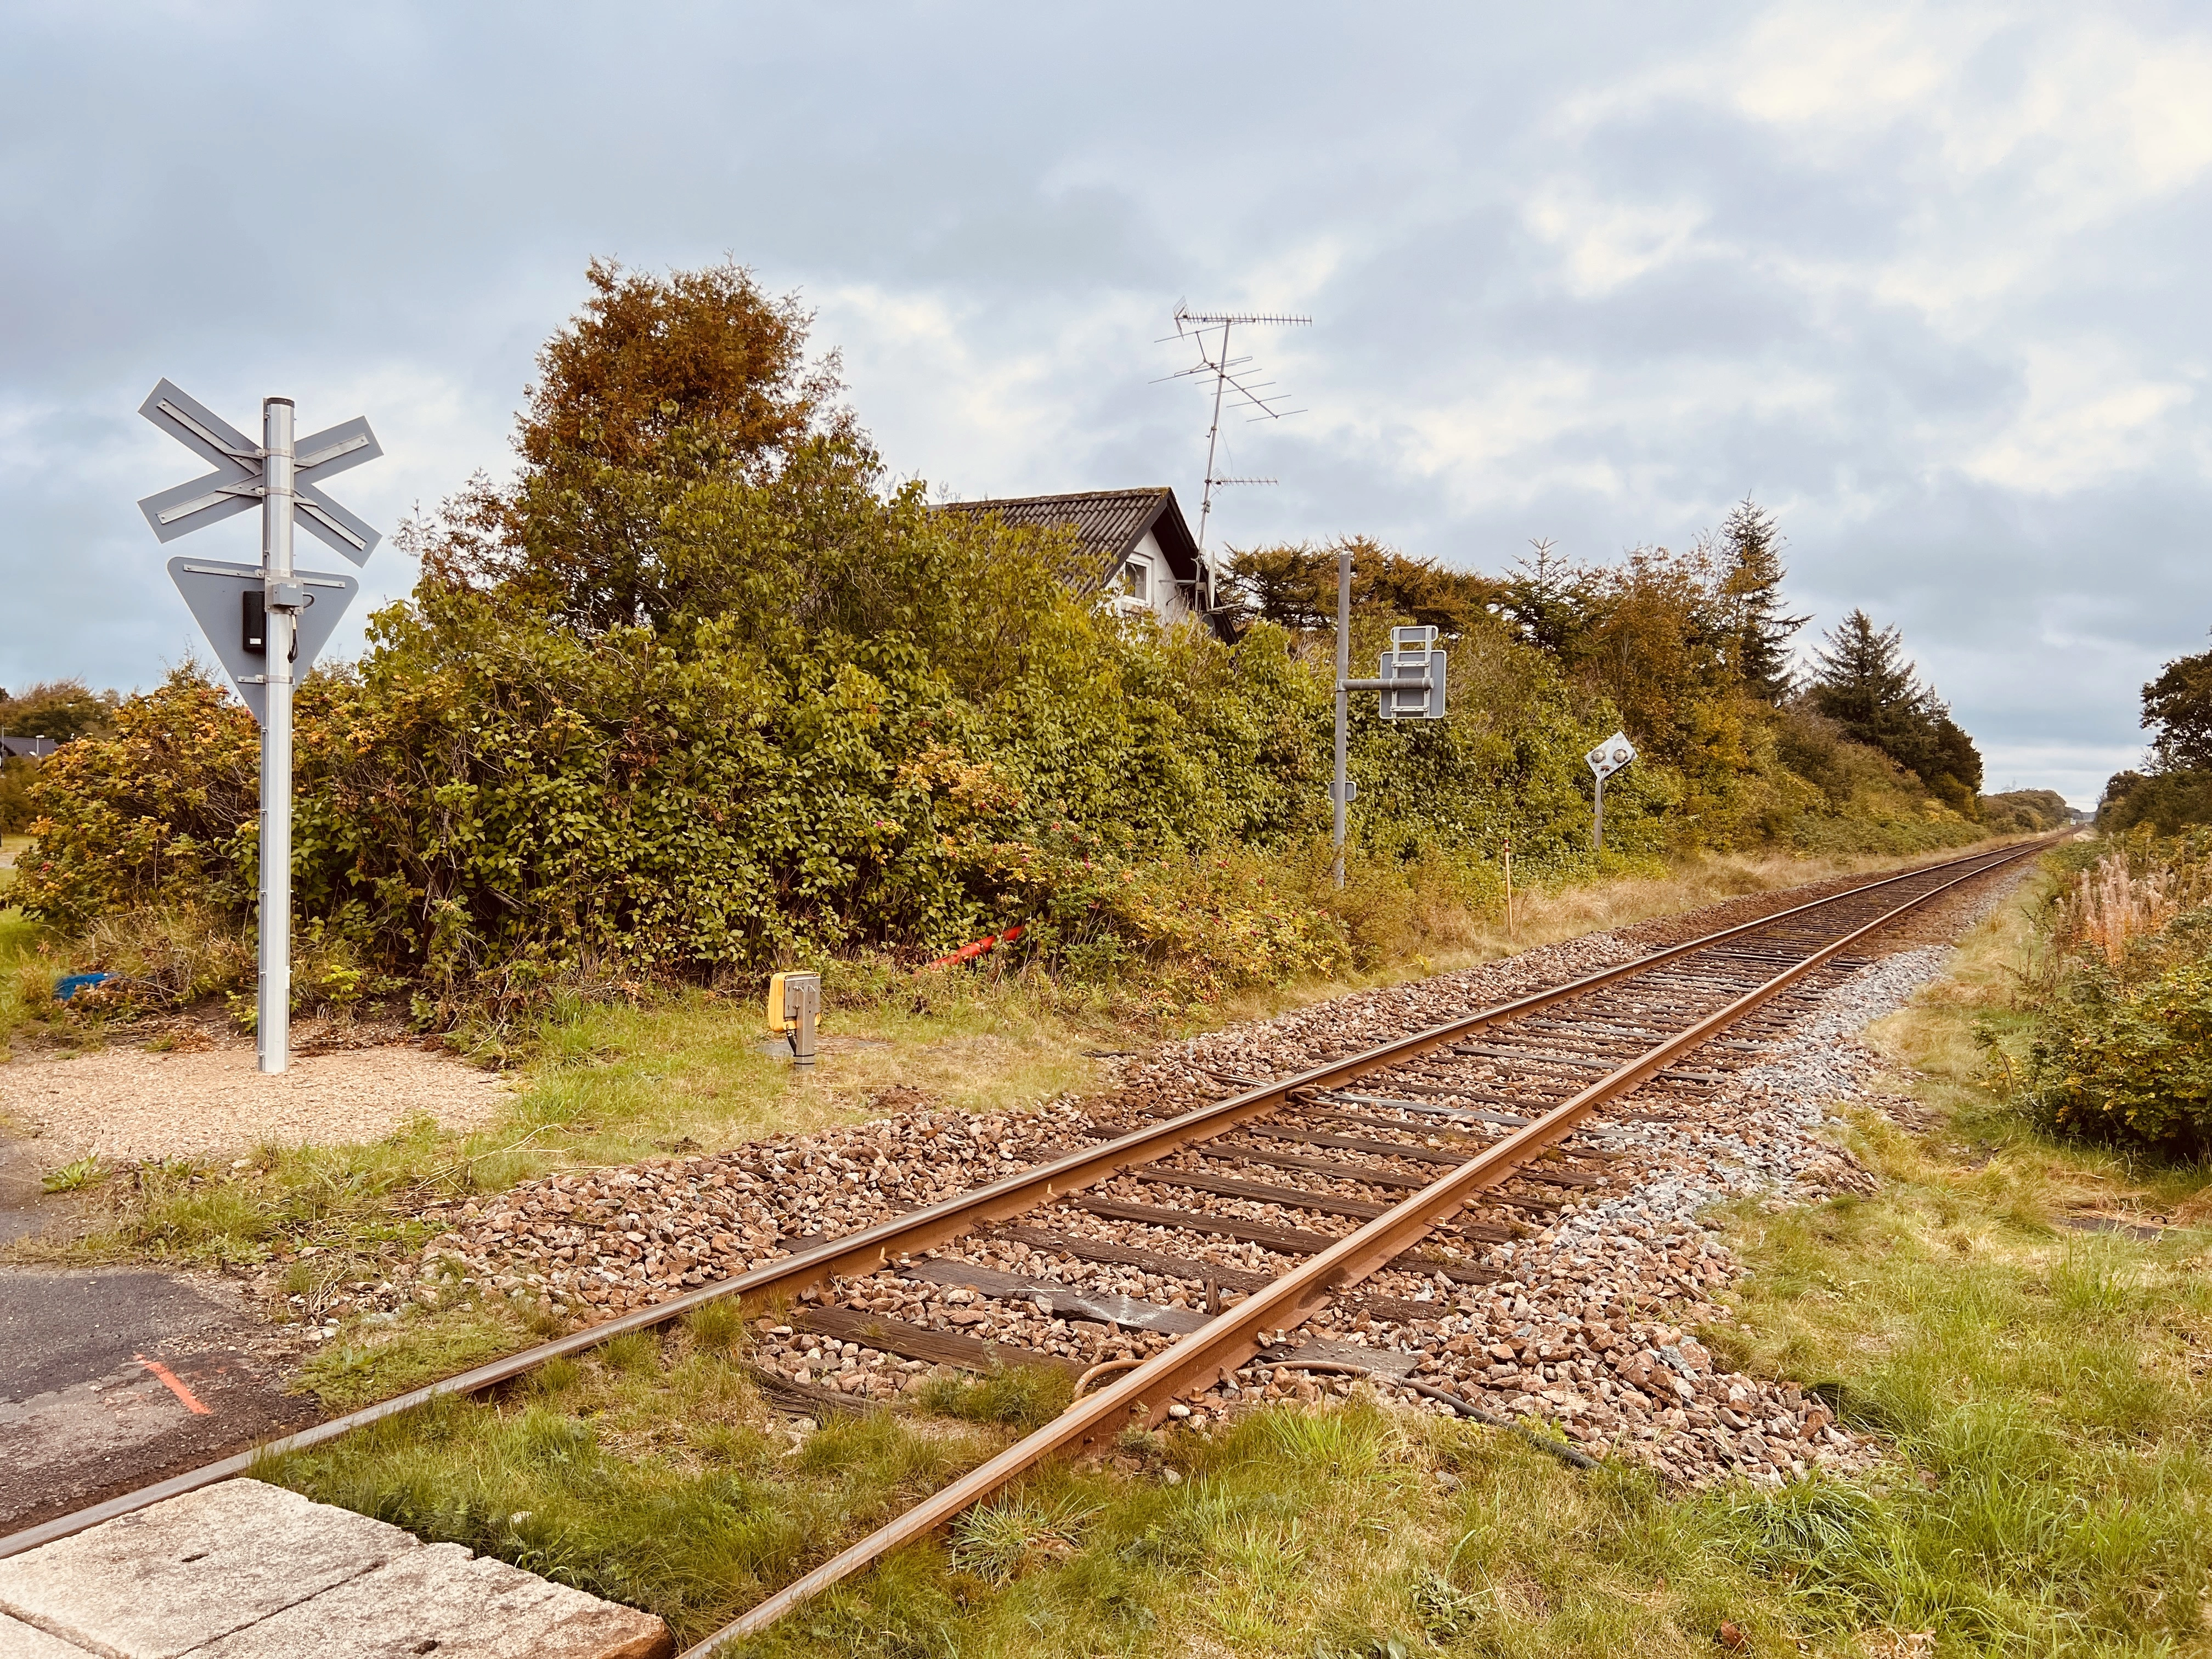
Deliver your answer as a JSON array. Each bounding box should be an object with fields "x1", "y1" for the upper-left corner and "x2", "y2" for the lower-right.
[{"x1": 137, "y1": 380, "x2": 384, "y2": 1076}]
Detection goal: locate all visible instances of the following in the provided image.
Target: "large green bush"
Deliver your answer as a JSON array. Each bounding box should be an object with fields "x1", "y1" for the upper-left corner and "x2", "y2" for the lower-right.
[
  {"x1": 16, "y1": 479, "x2": 1649, "y2": 1011},
  {"x1": 2028, "y1": 952, "x2": 2212, "y2": 1152}
]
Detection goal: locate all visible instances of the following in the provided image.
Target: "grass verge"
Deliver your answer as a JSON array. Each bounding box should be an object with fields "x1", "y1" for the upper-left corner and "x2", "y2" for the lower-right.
[{"x1": 258, "y1": 1309, "x2": 1013, "y2": 1643}]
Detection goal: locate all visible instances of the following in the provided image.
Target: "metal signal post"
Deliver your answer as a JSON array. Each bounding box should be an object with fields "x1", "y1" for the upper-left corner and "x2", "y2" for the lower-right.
[
  {"x1": 258, "y1": 399, "x2": 297, "y2": 1068},
  {"x1": 1330, "y1": 546, "x2": 1449, "y2": 887},
  {"x1": 1585, "y1": 732, "x2": 1636, "y2": 853},
  {"x1": 138, "y1": 381, "x2": 382, "y2": 1074}
]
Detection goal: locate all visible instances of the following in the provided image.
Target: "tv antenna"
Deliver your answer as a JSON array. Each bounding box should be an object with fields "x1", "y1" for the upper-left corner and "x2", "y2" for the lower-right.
[{"x1": 1157, "y1": 303, "x2": 1310, "y2": 551}]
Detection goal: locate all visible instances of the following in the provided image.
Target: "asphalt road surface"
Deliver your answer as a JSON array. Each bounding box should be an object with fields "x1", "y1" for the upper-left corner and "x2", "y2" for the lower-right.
[{"x1": 0, "y1": 1147, "x2": 319, "y2": 1538}]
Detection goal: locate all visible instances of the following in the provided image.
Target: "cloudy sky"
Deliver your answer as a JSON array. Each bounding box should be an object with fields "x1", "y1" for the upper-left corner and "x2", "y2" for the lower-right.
[{"x1": 4, "y1": 2, "x2": 2208, "y2": 805}]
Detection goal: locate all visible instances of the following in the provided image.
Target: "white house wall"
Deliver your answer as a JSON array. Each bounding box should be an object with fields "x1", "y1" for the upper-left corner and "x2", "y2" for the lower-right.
[{"x1": 1119, "y1": 528, "x2": 1194, "y2": 625}]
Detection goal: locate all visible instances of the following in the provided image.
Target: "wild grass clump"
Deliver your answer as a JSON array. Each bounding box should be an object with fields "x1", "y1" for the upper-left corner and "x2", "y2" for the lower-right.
[
  {"x1": 260, "y1": 1335, "x2": 1003, "y2": 1645},
  {"x1": 912, "y1": 1359, "x2": 1074, "y2": 1431}
]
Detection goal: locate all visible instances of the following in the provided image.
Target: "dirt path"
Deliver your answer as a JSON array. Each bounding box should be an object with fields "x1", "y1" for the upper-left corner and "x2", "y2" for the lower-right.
[{"x1": 1, "y1": 1042, "x2": 514, "y2": 1169}]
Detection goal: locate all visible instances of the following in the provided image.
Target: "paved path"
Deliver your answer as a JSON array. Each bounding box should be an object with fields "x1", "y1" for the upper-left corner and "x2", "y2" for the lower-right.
[
  {"x1": 0, "y1": 1480, "x2": 671, "y2": 1657},
  {"x1": 0, "y1": 1271, "x2": 316, "y2": 1537}
]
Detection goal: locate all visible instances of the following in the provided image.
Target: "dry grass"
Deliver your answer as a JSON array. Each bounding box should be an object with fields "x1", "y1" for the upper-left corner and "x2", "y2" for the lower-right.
[{"x1": 1206, "y1": 842, "x2": 2018, "y2": 1034}]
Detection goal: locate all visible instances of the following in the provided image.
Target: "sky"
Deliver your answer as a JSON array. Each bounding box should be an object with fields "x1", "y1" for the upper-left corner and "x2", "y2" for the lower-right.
[{"x1": 3, "y1": 2, "x2": 2209, "y2": 808}]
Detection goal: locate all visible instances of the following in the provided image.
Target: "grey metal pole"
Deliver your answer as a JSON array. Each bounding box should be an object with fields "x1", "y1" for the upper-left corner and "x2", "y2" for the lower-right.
[
  {"x1": 258, "y1": 397, "x2": 296, "y2": 1074},
  {"x1": 1331, "y1": 547, "x2": 1351, "y2": 889},
  {"x1": 1593, "y1": 774, "x2": 1604, "y2": 854},
  {"x1": 1198, "y1": 319, "x2": 1231, "y2": 554}
]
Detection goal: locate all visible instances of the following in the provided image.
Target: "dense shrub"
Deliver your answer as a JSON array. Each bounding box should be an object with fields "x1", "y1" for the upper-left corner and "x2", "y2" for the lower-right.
[
  {"x1": 2099, "y1": 769, "x2": 2212, "y2": 836},
  {"x1": 2025, "y1": 832, "x2": 2212, "y2": 1153},
  {"x1": 2028, "y1": 952, "x2": 2212, "y2": 1152},
  {"x1": 1980, "y1": 788, "x2": 2072, "y2": 834}
]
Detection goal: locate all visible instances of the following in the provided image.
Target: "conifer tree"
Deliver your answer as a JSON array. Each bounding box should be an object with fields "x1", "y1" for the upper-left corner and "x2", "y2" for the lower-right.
[
  {"x1": 1807, "y1": 610, "x2": 1982, "y2": 810},
  {"x1": 1718, "y1": 496, "x2": 1805, "y2": 703}
]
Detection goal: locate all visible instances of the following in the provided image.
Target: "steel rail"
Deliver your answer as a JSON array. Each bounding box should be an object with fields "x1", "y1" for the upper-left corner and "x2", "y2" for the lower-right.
[
  {"x1": 0, "y1": 837, "x2": 2048, "y2": 1562},
  {"x1": 690, "y1": 837, "x2": 2047, "y2": 1648}
]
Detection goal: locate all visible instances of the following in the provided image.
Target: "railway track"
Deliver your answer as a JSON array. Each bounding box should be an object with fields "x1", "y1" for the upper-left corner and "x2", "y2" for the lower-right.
[{"x1": 0, "y1": 837, "x2": 2052, "y2": 1648}]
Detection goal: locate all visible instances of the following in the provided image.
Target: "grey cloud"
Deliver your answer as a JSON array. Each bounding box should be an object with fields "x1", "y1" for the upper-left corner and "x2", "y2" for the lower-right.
[{"x1": 5, "y1": 1, "x2": 2208, "y2": 810}]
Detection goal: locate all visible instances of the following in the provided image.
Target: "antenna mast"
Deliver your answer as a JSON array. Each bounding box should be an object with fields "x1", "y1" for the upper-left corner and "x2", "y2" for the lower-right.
[{"x1": 1158, "y1": 304, "x2": 1310, "y2": 552}]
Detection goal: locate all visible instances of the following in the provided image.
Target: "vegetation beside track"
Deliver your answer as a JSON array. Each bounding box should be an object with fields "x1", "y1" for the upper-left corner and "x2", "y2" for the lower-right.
[
  {"x1": 695, "y1": 851, "x2": 2212, "y2": 1655},
  {"x1": 2, "y1": 261, "x2": 2026, "y2": 1061}
]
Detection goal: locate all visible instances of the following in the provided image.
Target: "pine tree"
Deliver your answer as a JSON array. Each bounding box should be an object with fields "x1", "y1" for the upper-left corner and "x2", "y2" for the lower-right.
[
  {"x1": 1718, "y1": 496, "x2": 1806, "y2": 703},
  {"x1": 1807, "y1": 610, "x2": 1920, "y2": 742},
  {"x1": 1806, "y1": 610, "x2": 1982, "y2": 811},
  {"x1": 1499, "y1": 538, "x2": 1587, "y2": 659}
]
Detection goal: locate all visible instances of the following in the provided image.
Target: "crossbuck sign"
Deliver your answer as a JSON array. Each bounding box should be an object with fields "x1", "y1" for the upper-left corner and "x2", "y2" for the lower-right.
[{"x1": 137, "y1": 381, "x2": 383, "y2": 1075}]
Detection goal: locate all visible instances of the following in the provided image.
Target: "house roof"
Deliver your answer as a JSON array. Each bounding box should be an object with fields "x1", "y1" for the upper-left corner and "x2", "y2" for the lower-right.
[{"x1": 936, "y1": 487, "x2": 1205, "y2": 590}]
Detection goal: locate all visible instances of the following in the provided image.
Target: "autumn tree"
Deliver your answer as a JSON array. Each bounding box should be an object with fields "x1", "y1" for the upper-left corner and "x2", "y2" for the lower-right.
[{"x1": 414, "y1": 257, "x2": 844, "y2": 634}]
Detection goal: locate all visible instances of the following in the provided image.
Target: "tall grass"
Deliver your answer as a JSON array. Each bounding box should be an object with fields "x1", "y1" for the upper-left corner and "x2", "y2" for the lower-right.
[{"x1": 260, "y1": 1315, "x2": 1008, "y2": 1645}]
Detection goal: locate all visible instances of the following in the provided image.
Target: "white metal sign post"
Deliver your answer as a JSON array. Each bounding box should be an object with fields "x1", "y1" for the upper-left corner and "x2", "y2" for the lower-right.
[
  {"x1": 1585, "y1": 731, "x2": 1636, "y2": 852},
  {"x1": 137, "y1": 381, "x2": 382, "y2": 1074},
  {"x1": 1329, "y1": 547, "x2": 1449, "y2": 887}
]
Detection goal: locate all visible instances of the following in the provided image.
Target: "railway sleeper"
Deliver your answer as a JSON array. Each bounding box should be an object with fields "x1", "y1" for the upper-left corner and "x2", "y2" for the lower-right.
[
  {"x1": 991, "y1": 1227, "x2": 1277, "y2": 1291},
  {"x1": 1068, "y1": 1195, "x2": 1344, "y2": 1254},
  {"x1": 900, "y1": 1260, "x2": 1216, "y2": 1335},
  {"x1": 1297, "y1": 1105, "x2": 1497, "y2": 1142},
  {"x1": 793, "y1": 1304, "x2": 1086, "y2": 1380},
  {"x1": 1316, "y1": 1092, "x2": 1535, "y2": 1126},
  {"x1": 1129, "y1": 1167, "x2": 1392, "y2": 1219},
  {"x1": 1248, "y1": 1124, "x2": 1475, "y2": 1165}
]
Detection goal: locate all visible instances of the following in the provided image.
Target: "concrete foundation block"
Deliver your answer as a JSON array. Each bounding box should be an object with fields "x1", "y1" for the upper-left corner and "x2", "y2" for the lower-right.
[
  {"x1": 184, "y1": 1542, "x2": 672, "y2": 1659},
  {"x1": 0, "y1": 1481, "x2": 416, "y2": 1658},
  {"x1": 0, "y1": 1613, "x2": 99, "y2": 1659}
]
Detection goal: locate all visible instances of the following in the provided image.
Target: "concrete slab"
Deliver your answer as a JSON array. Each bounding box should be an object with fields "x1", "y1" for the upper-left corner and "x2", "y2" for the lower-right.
[
  {"x1": 0, "y1": 1481, "x2": 415, "y2": 1658},
  {"x1": 185, "y1": 1542, "x2": 673, "y2": 1659},
  {"x1": 0, "y1": 1613, "x2": 96, "y2": 1658}
]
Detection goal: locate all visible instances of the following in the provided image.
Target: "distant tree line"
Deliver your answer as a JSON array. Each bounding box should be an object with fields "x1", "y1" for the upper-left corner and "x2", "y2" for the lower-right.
[
  {"x1": 1228, "y1": 500, "x2": 1987, "y2": 827},
  {"x1": 1, "y1": 680, "x2": 117, "y2": 834}
]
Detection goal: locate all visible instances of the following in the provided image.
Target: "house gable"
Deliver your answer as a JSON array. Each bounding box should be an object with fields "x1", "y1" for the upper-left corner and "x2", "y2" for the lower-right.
[{"x1": 934, "y1": 487, "x2": 1228, "y2": 638}]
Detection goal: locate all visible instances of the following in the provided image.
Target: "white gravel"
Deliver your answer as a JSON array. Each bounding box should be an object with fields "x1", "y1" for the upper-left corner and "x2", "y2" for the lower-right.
[{"x1": 0, "y1": 1042, "x2": 514, "y2": 1165}]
